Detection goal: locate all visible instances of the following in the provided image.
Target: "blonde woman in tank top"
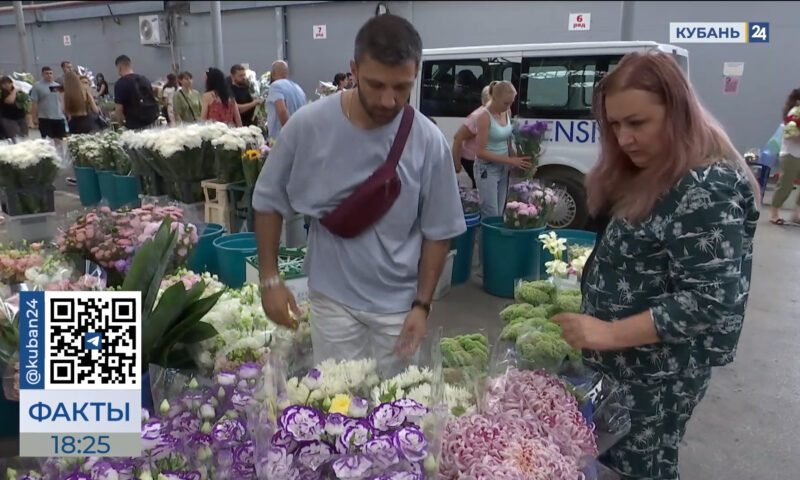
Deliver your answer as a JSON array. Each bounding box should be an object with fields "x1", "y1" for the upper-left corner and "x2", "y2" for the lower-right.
[{"x1": 473, "y1": 81, "x2": 531, "y2": 218}]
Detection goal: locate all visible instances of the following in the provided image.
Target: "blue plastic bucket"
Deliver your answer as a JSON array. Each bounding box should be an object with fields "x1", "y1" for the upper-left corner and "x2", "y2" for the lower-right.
[
  {"x1": 213, "y1": 233, "x2": 258, "y2": 288},
  {"x1": 188, "y1": 223, "x2": 226, "y2": 275},
  {"x1": 96, "y1": 170, "x2": 117, "y2": 207},
  {"x1": 481, "y1": 217, "x2": 545, "y2": 298},
  {"x1": 112, "y1": 174, "x2": 141, "y2": 210},
  {"x1": 539, "y1": 229, "x2": 597, "y2": 280},
  {"x1": 73, "y1": 166, "x2": 101, "y2": 206}
]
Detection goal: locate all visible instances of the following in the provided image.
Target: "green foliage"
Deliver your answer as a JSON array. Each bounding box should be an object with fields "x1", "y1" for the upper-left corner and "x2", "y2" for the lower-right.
[
  {"x1": 499, "y1": 303, "x2": 548, "y2": 323},
  {"x1": 514, "y1": 280, "x2": 557, "y2": 306},
  {"x1": 546, "y1": 295, "x2": 583, "y2": 318},
  {"x1": 515, "y1": 330, "x2": 581, "y2": 372},
  {"x1": 122, "y1": 220, "x2": 221, "y2": 369}
]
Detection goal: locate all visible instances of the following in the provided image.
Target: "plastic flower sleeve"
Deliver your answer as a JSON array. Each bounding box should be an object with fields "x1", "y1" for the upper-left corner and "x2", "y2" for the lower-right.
[{"x1": 247, "y1": 327, "x2": 448, "y2": 479}]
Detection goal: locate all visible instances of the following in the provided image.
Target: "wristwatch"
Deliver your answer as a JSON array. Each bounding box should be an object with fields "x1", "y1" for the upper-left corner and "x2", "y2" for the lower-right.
[{"x1": 411, "y1": 299, "x2": 432, "y2": 315}]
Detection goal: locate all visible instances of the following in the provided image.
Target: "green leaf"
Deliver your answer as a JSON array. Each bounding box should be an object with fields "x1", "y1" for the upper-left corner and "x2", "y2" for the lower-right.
[
  {"x1": 122, "y1": 220, "x2": 178, "y2": 323},
  {"x1": 174, "y1": 321, "x2": 218, "y2": 344},
  {"x1": 158, "y1": 345, "x2": 199, "y2": 370},
  {"x1": 141, "y1": 282, "x2": 192, "y2": 366},
  {"x1": 155, "y1": 288, "x2": 223, "y2": 365}
]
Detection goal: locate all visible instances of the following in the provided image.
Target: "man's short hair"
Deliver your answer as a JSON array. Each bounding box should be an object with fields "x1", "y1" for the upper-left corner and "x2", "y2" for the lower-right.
[
  {"x1": 354, "y1": 14, "x2": 422, "y2": 66},
  {"x1": 230, "y1": 64, "x2": 246, "y2": 75},
  {"x1": 60, "y1": 60, "x2": 71, "y2": 69},
  {"x1": 42, "y1": 66, "x2": 52, "y2": 73},
  {"x1": 115, "y1": 55, "x2": 132, "y2": 67},
  {"x1": 177, "y1": 71, "x2": 193, "y2": 81}
]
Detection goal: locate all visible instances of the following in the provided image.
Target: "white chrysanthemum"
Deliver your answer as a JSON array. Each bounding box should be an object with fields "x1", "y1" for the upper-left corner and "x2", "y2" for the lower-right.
[{"x1": 0, "y1": 138, "x2": 60, "y2": 169}]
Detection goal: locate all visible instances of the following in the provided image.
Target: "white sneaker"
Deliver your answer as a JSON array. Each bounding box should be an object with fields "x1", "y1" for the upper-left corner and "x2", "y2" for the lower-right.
[{"x1": 65, "y1": 177, "x2": 77, "y2": 186}]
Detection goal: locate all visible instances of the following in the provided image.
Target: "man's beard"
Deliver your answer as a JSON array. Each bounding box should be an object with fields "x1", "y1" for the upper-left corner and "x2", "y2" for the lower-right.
[{"x1": 356, "y1": 87, "x2": 402, "y2": 126}]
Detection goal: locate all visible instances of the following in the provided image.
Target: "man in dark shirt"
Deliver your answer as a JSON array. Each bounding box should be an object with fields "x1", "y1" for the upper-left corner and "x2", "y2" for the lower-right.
[
  {"x1": 229, "y1": 64, "x2": 262, "y2": 127},
  {"x1": 113, "y1": 55, "x2": 159, "y2": 130}
]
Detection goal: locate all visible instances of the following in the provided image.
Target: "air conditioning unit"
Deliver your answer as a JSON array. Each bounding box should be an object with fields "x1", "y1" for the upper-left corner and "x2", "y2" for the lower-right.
[{"x1": 139, "y1": 15, "x2": 169, "y2": 45}]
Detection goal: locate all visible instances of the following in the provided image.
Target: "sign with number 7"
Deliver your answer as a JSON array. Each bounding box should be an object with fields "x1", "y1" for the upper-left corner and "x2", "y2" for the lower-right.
[{"x1": 313, "y1": 24, "x2": 327, "y2": 40}]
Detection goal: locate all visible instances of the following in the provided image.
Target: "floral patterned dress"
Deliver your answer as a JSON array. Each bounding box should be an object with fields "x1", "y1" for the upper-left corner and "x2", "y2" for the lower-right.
[{"x1": 582, "y1": 163, "x2": 759, "y2": 480}]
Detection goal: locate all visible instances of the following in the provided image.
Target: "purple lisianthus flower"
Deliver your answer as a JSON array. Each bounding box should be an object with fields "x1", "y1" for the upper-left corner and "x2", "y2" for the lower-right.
[
  {"x1": 348, "y1": 396, "x2": 369, "y2": 418},
  {"x1": 141, "y1": 419, "x2": 163, "y2": 450},
  {"x1": 111, "y1": 460, "x2": 134, "y2": 480},
  {"x1": 237, "y1": 362, "x2": 260, "y2": 380},
  {"x1": 395, "y1": 459, "x2": 425, "y2": 476},
  {"x1": 391, "y1": 399, "x2": 428, "y2": 423},
  {"x1": 335, "y1": 421, "x2": 370, "y2": 454},
  {"x1": 393, "y1": 427, "x2": 428, "y2": 462},
  {"x1": 232, "y1": 463, "x2": 256, "y2": 480},
  {"x1": 141, "y1": 407, "x2": 150, "y2": 423},
  {"x1": 217, "y1": 371, "x2": 237, "y2": 386},
  {"x1": 90, "y1": 461, "x2": 117, "y2": 480},
  {"x1": 324, "y1": 413, "x2": 348, "y2": 437},
  {"x1": 266, "y1": 446, "x2": 298, "y2": 480},
  {"x1": 332, "y1": 455, "x2": 373, "y2": 479},
  {"x1": 180, "y1": 391, "x2": 204, "y2": 410},
  {"x1": 234, "y1": 439, "x2": 255, "y2": 465},
  {"x1": 364, "y1": 437, "x2": 400, "y2": 469},
  {"x1": 159, "y1": 472, "x2": 201, "y2": 480},
  {"x1": 369, "y1": 403, "x2": 405, "y2": 433},
  {"x1": 212, "y1": 417, "x2": 246, "y2": 446},
  {"x1": 271, "y1": 428, "x2": 299, "y2": 452},
  {"x1": 187, "y1": 432, "x2": 213, "y2": 448},
  {"x1": 301, "y1": 368, "x2": 323, "y2": 390},
  {"x1": 296, "y1": 441, "x2": 334, "y2": 472},
  {"x1": 169, "y1": 411, "x2": 201, "y2": 438},
  {"x1": 150, "y1": 433, "x2": 179, "y2": 460},
  {"x1": 63, "y1": 474, "x2": 91, "y2": 480},
  {"x1": 218, "y1": 447, "x2": 234, "y2": 467},
  {"x1": 280, "y1": 405, "x2": 325, "y2": 442},
  {"x1": 383, "y1": 473, "x2": 423, "y2": 480},
  {"x1": 231, "y1": 389, "x2": 254, "y2": 410}
]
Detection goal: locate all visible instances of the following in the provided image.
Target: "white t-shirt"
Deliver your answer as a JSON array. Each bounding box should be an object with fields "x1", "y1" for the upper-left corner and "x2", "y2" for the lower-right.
[{"x1": 780, "y1": 130, "x2": 800, "y2": 157}]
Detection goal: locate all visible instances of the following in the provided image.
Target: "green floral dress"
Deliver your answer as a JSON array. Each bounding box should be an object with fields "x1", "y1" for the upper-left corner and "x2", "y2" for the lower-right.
[{"x1": 582, "y1": 163, "x2": 759, "y2": 480}]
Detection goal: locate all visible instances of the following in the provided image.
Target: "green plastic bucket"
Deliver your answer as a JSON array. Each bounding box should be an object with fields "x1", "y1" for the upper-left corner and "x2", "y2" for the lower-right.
[
  {"x1": 539, "y1": 229, "x2": 597, "y2": 280},
  {"x1": 189, "y1": 223, "x2": 226, "y2": 275},
  {"x1": 112, "y1": 175, "x2": 141, "y2": 210},
  {"x1": 96, "y1": 170, "x2": 117, "y2": 207},
  {"x1": 213, "y1": 233, "x2": 258, "y2": 288},
  {"x1": 452, "y1": 215, "x2": 481, "y2": 285},
  {"x1": 73, "y1": 166, "x2": 101, "y2": 206},
  {"x1": 481, "y1": 216, "x2": 545, "y2": 298}
]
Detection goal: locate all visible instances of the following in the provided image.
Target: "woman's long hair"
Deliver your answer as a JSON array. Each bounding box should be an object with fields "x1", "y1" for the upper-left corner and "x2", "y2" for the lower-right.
[
  {"x1": 205, "y1": 68, "x2": 231, "y2": 104},
  {"x1": 63, "y1": 71, "x2": 88, "y2": 116},
  {"x1": 586, "y1": 52, "x2": 760, "y2": 221},
  {"x1": 165, "y1": 73, "x2": 178, "y2": 89},
  {"x1": 782, "y1": 88, "x2": 800, "y2": 119}
]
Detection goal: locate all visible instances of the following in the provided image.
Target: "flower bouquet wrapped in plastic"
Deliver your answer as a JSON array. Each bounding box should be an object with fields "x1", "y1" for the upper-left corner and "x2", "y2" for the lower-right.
[
  {"x1": 0, "y1": 139, "x2": 61, "y2": 215},
  {"x1": 458, "y1": 187, "x2": 480, "y2": 215},
  {"x1": 503, "y1": 180, "x2": 560, "y2": 230},
  {"x1": 246, "y1": 330, "x2": 450, "y2": 480},
  {"x1": 242, "y1": 141, "x2": 271, "y2": 188},
  {"x1": 512, "y1": 119, "x2": 548, "y2": 179}
]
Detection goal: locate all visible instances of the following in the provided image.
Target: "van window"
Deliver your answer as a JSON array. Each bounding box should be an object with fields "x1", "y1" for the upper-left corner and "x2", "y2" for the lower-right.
[
  {"x1": 519, "y1": 55, "x2": 620, "y2": 119},
  {"x1": 420, "y1": 59, "x2": 520, "y2": 118}
]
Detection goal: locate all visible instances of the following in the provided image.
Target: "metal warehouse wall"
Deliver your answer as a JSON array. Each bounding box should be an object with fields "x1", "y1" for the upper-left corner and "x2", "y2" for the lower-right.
[{"x1": 1, "y1": 0, "x2": 797, "y2": 153}]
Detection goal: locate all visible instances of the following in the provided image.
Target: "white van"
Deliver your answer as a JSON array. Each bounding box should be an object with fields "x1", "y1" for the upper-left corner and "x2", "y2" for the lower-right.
[{"x1": 411, "y1": 41, "x2": 689, "y2": 229}]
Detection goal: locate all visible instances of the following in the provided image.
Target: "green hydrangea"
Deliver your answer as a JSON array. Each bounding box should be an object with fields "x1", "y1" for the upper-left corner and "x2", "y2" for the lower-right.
[
  {"x1": 499, "y1": 303, "x2": 548, "y2": 323},
  {"x1": 514, "y1": 280, "x2": 557, "y2": 306},
  {"x1": 440, "y1": 334, "x2": 489, "y2": 369},
  {"x1": 500, "y1": 317, "x2": 559, "y2": 341},
  {"x1": 515, "y1": 330, "x2": 579, "y2": 372},
  {"x1": 546, "y1": 295, "x2": 583, "y2": 318},
  {"x1": 559, "y1": 289, "x2": 582, "y2": 298}
]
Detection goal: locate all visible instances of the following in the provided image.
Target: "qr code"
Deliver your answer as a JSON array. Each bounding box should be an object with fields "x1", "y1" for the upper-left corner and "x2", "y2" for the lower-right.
[{"x1": 46, "y1": 292, "x2": 140, "y2": 388}]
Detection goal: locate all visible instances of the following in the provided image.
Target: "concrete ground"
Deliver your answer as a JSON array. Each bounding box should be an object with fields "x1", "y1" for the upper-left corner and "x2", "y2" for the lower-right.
[{"x1": 2, "y1": 175, "x2": 800, "y2": 478}]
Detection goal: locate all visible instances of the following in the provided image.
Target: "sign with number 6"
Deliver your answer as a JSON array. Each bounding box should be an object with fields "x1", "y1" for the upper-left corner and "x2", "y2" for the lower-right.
[{"x1": 569, "y1": 13, "x2": 591, "y2": 31}]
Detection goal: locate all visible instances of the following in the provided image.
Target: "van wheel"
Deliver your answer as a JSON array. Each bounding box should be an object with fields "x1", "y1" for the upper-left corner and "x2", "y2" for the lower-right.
[{"x1": 536, "y1": 167, "x2": 588, "y2": 229}]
